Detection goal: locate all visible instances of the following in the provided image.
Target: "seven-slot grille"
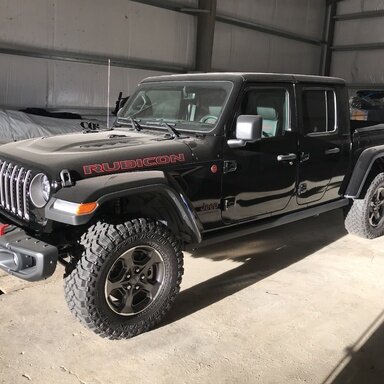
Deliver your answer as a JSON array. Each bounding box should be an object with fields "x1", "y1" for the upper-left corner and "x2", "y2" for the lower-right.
[{"x1": 0, "y1": 160, "x2": 32, "y2": 221}]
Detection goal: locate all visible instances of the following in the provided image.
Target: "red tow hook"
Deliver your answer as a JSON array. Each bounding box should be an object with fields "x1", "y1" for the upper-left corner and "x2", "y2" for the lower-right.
[{"x1": 0, "y1": 224, "x2": 10, "y2": 236}]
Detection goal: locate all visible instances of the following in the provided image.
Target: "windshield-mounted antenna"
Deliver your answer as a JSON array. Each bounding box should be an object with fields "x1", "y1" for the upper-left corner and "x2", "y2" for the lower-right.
[{"x1": 107, "y1": 59, "x2": 111, "y2": 129}]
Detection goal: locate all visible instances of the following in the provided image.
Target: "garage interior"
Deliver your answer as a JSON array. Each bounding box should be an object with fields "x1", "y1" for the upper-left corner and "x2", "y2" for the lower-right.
[{"x1": 1, "y1": 0, "x2": 384, "y2": 383}]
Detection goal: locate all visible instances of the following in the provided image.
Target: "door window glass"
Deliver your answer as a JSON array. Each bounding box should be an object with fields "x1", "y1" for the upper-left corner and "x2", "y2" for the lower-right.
[
  {"x1": 241, "y1": 88, "x2": 290, "y2": 138},
  {"x1": 302, "y1": 89, "x2": 337, "y2": 134}
]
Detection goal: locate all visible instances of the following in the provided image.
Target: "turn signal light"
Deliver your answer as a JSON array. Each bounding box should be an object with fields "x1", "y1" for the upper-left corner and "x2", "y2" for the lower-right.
[{"x1": 76, "y1": 202, "x2": 98, "y2": 215}]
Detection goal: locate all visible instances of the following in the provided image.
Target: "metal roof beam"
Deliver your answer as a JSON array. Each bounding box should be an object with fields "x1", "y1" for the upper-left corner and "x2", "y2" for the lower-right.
[
  {"x1": 332, "y1": 42, "x2": 384, "y2": 51},
  {"x1": 335, "y1": 10, "x2": 384, "y2": 21},
  {"x1": 216, "y1": 15, "x2": 322, "y2": 46},
  {"x1": 129, "y1": 0, "x2": 202, "y2": 14},
  {"x1": 0, "y1": 44, "x2": 192, "y2": 73}
]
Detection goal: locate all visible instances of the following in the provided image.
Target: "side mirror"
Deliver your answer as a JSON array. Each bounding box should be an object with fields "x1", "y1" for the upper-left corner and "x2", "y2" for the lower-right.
[{"x1": 227, "y1": 115, "x2": 263, "y2": 148}]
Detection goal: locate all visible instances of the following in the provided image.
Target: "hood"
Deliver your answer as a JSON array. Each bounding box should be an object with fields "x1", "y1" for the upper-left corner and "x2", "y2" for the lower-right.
[{"x1": 0, "y1": 129, "x2": 194, "y2": 180}]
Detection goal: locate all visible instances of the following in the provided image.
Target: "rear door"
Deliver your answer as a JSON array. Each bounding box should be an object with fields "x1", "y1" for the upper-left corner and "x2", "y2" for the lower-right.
[{"x1": 297, "y1": 86, "x2": 349, "y2": 205}]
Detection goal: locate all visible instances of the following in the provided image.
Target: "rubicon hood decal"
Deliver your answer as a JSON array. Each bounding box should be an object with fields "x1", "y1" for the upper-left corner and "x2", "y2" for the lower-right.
[
  {"x1": 0, "y1": 129, "x2": 199, "y2": 180},
  {"x1": 83, "y1": 153, "x2": 186, "y2": 176}
]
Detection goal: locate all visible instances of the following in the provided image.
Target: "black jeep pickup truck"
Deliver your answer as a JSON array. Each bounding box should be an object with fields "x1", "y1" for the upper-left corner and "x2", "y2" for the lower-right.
[{"x1": 0, "y1": 73, "x2": 384, "y2": 339}]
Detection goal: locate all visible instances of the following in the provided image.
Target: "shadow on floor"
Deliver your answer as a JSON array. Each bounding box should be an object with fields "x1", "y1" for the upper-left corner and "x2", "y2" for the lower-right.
[
  {"x1": 162, "y1": 209, "x2": 347, "y2": 326},
  {"x1": 323, "y1": 310, "x2": 384, "y2": 384}
]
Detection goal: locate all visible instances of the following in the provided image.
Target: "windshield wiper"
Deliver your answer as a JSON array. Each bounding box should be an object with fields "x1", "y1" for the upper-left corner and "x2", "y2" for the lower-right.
[
  {"x1": 115, "y1": 117, "x2": 142, "y2": 131},
  {"x1": 118, "y1": 115, "x2": 181, "y2": 139},
  {"x1": 160, "y1": 120, "x2": 181, "y2": 139},
  {"x1": 145, "y1": 120, "x2": 181, "y2": 139},
  {"x1": 130, "y1": 117, "x2": 142, "y2": 132}
]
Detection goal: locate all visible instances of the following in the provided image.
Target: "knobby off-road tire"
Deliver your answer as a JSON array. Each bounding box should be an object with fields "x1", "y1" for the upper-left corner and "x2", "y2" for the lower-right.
[
  {"x1": 64, "y1": 219, "x2": 183, "y2": 339},
  {"x1": 345, "y1": 173, "x2": 384, "y2": 239}
]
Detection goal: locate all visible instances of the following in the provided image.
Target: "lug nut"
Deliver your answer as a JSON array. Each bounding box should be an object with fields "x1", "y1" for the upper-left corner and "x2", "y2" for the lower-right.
[
  {"x1": 135, "y1": 285, "x2": 140, "y2": 290},
  {"x1": 140, "y1": 275, "x2": 145, "y2": 281},
  {"x1": 126, "y1": 274, "x2": 131, "y2": 279},
  {"x1": 126, "y1": 284, "x2": 132, "y2": 290},
  {"x1": 134, "y1": 267, "x2": 140, "y2": 274}
]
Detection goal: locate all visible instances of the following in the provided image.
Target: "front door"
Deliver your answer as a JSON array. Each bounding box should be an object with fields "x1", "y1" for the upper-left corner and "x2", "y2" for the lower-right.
[{"x1": 222, "y1": 85, "x2": 299, "y2": 223}]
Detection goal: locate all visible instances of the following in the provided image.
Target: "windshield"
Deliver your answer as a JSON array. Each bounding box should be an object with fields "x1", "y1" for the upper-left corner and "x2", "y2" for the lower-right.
[{"x1": 117, "y1": 81, "x2": 233, "y2": 132}]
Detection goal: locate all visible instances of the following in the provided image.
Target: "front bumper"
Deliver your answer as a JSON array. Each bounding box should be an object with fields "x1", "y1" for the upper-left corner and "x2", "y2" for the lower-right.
[{"x1": 0, "y1": 226, "x2": 58, "y2": 282}]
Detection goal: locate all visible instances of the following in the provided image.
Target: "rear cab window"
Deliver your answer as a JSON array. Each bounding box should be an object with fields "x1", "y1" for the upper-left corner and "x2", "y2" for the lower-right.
[{"x1": 301, "y1": 88, "x2": 337, "y2": 135}]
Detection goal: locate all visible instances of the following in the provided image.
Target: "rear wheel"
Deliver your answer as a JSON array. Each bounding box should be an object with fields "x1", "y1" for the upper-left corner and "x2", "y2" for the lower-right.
[
  {"x1": 64, "y1": 218, "x2": 183, "y2": 339},
  {"x1": 345, "y1": 173, "x2": 384, "y2": 239}
]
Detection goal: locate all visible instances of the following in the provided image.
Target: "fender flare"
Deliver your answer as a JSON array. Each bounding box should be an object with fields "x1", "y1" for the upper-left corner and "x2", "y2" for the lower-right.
[
  {"x1": 45, "y1": 171, "x2": 202, "y2": 243},
  {"x1": 344, "y1": 145, "x2": 384, "y2": 198}
]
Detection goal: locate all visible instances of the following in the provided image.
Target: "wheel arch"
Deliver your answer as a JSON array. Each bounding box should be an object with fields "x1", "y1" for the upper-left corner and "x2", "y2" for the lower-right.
[
  {"x1": 344, "y1": 172, "x2": 384, "y2": 239},
  {"x1": 344, "y1": 146, "x2": 384, "y2": 199},
  {"x1": 46, "y1": 171, "x2": 202, "y2": 244}
]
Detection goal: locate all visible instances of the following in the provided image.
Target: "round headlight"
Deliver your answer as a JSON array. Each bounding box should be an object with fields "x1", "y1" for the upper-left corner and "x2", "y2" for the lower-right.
[{"x1": 29, "y1": 173, "x2": 51, "y2": 208}]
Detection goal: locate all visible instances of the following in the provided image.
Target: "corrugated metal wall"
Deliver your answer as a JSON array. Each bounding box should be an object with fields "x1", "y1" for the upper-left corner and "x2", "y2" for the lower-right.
[
  {"x1": 331, "y1": 0, "x2": 384, "y2": 87},
  {"x1": 0, "y1": 54, "x2": 174, "y2": 109},
  {"x1": 0, "y1": 0, "x2": 196, "y2": 109},
  {"x1": 213, "y1": 0, "x2": 325, "y2": 74},
  {"x1": 0, "y1": 0, "x2": 326, "y2": 110}
]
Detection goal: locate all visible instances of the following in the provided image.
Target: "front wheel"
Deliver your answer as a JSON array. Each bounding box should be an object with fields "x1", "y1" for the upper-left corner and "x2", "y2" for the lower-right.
[
  {"x1": 64, "y1": 219, "x2": 183, "y2": 339},
  {"x1": 345, "y1": 173, "x2": 384, "y2": 239}
]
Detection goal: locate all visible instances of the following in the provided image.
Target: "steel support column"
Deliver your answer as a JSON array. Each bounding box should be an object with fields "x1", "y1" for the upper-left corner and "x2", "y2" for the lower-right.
[
  {"x1": 322, "y1": 0, "x2": 338, "y2": 76},
  {"x1": 195, "y1": 0, "x2": 217, "y2": 72}
]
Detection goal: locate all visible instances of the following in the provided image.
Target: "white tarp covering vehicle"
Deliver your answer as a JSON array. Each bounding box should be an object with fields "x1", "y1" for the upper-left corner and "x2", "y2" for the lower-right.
[{"x1": 0, "y1": 109, "x2": 101, "y2": 144}]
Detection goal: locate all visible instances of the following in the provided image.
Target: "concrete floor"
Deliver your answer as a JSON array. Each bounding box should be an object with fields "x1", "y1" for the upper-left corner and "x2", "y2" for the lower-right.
[{"x1": 1, "y1": 209, "x2": 384, "y2": 384}]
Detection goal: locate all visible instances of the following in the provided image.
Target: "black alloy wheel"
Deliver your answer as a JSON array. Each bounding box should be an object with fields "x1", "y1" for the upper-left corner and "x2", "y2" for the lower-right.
[
  {"x1": 105, "y1": 245, "x2": 165, "y2": 316},
  {"x1": 368, "y1": 186, "x2": 384, "y2": 228}
]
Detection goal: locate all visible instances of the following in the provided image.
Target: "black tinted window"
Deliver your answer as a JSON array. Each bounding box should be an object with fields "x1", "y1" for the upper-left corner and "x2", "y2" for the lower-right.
[
  {"x1": 302, "y1": 89, "x2": 336, "y2": 134},
  {"x1": 241, "y1": 88, "x2": 289, "y2": 138},
  {"x1": 327, "y1": 90, "x2": 336, "y2": 129}
]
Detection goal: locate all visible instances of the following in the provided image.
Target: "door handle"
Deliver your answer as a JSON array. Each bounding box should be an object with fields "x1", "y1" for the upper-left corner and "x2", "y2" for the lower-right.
[
  {"x1": 277, "y1": 153, "x2": 297, "y2": 162},
  {"x1": 325, "y1": 147, "x2": 340, "y2": 155}
]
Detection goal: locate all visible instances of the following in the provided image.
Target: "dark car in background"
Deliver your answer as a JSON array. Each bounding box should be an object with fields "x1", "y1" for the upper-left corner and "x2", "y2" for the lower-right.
[{"x1": 350, "y1": 90, "x2": 384, "y2": 125}]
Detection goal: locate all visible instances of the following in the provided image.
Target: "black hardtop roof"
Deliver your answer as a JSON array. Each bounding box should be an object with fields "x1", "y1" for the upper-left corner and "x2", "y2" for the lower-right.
[{"x1": 141, "y1": 72, "x2": 345, "y2": 85}]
